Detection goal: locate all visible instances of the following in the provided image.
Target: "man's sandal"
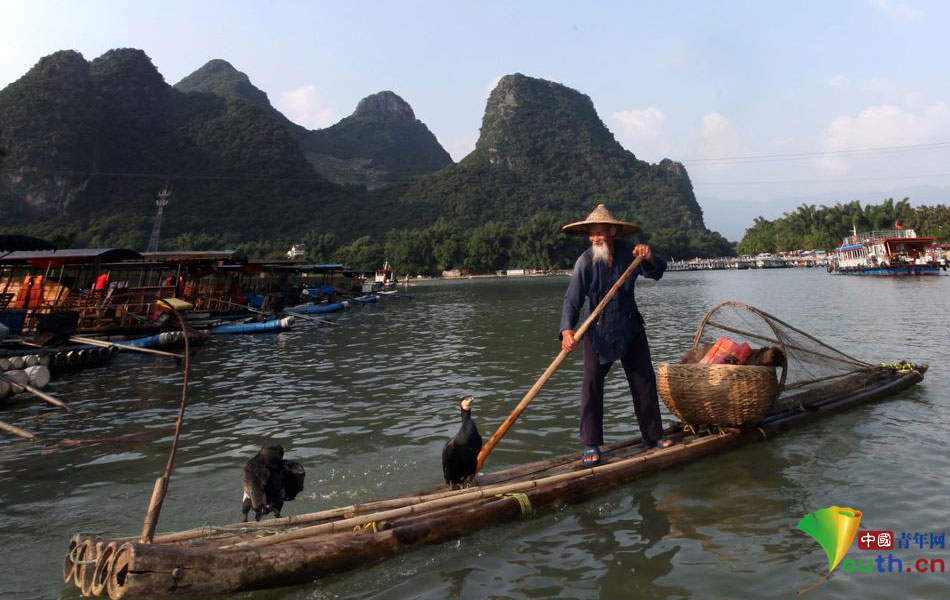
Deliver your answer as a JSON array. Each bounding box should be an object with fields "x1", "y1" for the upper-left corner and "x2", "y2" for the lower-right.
[
  {"x1": 643, "y1": 437, "x2": 674, "y2": 450},
  {"x1": 580, "y1": 445, "x2": 601, "y2": 466}
]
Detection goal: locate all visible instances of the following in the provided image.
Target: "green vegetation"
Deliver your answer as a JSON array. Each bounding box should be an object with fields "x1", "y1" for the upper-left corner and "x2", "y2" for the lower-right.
[
  {"x1": 306, "y1": 91, "x2": 453, "y2": 186},
  {"x1": 1, "y1": 53, "x2": 733, "y2": 268},
  {"x1": 174, "y1": 59, "x2": 295, "y2": 128},
  {"x1": 736, "y1": 198, "x2": 950, "y2": 254},
  {"x1": 175, "y1": 64, "x2": 451, "y2": 188},
  {"x1": 392, "y1": 75, "x2": 734, "y2": 259},
  {"x1": 375, "y1": 217, "x2": 586, "y2": 275}
]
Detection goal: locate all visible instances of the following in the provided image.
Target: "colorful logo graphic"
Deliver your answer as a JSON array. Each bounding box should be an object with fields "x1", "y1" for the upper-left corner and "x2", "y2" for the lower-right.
[{"x1": 796, "y1": 505, "x2": 862, "y2": 594}]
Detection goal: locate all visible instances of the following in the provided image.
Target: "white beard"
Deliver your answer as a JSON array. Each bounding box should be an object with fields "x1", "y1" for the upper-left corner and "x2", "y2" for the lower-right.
[{"x1": 591, "y1": 243, "x2": 610, "y2": 264}]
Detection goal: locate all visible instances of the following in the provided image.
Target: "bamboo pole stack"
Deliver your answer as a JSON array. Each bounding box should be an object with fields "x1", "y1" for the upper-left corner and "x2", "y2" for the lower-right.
[{"x1": 60, "y1": 366, "x2": 925, "y2": 599}]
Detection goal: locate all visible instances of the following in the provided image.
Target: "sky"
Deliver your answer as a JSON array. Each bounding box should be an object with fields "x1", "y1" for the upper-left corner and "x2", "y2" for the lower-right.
[{"x1": 3, "y1": 0, "x2": 950, "y2": 240}]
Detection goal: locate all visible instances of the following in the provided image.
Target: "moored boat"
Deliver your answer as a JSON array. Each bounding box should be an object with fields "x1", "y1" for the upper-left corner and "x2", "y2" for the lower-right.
[
  {"x1": 208, "y1": 316, "x2": 294, "y2": 335},
  {"x1": 829, "y1": 226, "x2": 943, "y2": 275},
  {"x1": 346, "y1": 294, "x2": 379, "y2": 304},
  {"x1": 285, "y1": 301, "x2": 347, "y2": 315}
]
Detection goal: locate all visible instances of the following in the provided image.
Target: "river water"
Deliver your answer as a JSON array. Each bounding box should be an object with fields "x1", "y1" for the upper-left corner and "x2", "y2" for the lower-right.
[{"x1": 1, "y1": 269, "x2": 947, "y2": 600}]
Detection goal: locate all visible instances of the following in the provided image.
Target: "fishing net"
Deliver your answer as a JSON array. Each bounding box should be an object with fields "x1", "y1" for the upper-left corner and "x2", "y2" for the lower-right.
[{"x1": 686, "y1": 301, "x2": 874, "y2": 410}]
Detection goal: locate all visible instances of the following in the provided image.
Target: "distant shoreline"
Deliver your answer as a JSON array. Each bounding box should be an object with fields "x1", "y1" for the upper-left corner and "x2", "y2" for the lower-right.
[{"x1": 405, "y1": 271, "x2": 571, "y2": 285}]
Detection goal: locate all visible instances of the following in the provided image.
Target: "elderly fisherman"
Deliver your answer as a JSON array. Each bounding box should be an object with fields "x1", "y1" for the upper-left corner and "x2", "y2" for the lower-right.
[{"x1": 559, "y1": 204, "x2": 672, "y2": 465}]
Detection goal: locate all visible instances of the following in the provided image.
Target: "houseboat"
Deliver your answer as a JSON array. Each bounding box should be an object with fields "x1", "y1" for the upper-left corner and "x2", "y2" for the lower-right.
[
  {"x1": 829, "y1": 227, "x2": 943, "y2": 275},
  {"x1": 753, "y1": 253, "x2": 789, "y2": 269}
]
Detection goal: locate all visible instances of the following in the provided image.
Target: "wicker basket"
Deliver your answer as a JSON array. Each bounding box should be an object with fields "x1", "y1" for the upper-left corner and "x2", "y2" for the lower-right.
[{"x1": 657, "y1": 363, "x2": 779, "y2": 428}]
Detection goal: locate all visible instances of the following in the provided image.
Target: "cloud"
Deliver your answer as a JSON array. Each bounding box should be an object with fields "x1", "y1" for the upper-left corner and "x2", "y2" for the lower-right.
[
  {"x1": 612, "y1": 107, "x2": 674, "y2": 162},
  {"x1": 827, "y1": 75, "x2": 850, "y2": 88},
  {"x1": 614, "y1": 107, "x2": 666, "y2": 133},
  {"x1": 862, "y1": 76, "x2": 898, "y2": 94},
  {"x1": 696, "y1": 112, "x2": 741, "y2": 162},
  {"x1": 871, "y1": 0, "x2": 922, "y2": 20},
  {"x1": 276, "y1": 85, "x2": 339, "y2": 129},
  {"x1": 816, "y1": 102, "x2": 950, "y2": 173}
]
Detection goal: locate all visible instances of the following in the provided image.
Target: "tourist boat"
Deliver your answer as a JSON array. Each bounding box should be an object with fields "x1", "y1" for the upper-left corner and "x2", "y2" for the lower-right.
[
  {"x1": 829, "y1": 226, "x2": 943, "y2": 275},
  {"x1": 62, "y1": 302, "x2": 929, "y2": 599},
  {"x1": 753, "y1": 253, "x2": 788, "y2": 268}
]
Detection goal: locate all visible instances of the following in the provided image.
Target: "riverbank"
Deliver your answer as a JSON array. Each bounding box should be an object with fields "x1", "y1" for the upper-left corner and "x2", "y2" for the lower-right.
[{"x1": 406, "y1": 269, "x2": 571, "y2": 285}]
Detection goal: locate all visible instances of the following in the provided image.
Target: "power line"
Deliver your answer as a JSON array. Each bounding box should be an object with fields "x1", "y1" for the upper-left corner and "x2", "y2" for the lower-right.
[
  {"x1": 682, "y1": 140, "x2": 950, "y2": 166},
  {"x1": 694, "y1": 170, "x2": 950, "y2": 186},
  {"x1": 6, "y1": 138, "x2": 950, "y2": 185},
  {"x1": 0, "y1": 166, "x2": 331, "y2": 184}
]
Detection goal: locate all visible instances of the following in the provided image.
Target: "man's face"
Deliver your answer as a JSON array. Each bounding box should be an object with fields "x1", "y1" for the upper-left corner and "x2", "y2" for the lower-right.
[{"x1": 588, "y1": 224, "x2": 615, "y2": 248}]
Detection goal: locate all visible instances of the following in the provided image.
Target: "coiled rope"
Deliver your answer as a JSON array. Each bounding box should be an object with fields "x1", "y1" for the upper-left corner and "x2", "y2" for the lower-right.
[
  {"x1": 879, "y1": 362, "x2": 920, "y2": 375},
  {"x1": 496, "y1": 492, "x2": 533, "y2": 519}
]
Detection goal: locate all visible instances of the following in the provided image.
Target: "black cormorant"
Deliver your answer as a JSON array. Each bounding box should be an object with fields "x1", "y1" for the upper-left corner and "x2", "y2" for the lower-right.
[
  {"x1": 441, "y1": 395, "x2": 482, "y2": 488},
  {"x1": 242, "y1": 444, "x2": 306, "y2": 522}
]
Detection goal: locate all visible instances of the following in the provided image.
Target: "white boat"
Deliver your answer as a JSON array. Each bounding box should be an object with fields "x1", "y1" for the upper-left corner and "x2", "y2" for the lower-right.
[{"x1": 829, "y1": 227, "x2": 943, "y2": 276}]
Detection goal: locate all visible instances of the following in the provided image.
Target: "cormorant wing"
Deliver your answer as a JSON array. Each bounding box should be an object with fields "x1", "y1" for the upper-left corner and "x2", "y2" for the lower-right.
[
  {"x1": 242, "y1": 458, "x2": 270, "y2": 509},
  {"x1": 282, "y1": 460, "x2": 306, "y2": 500}
]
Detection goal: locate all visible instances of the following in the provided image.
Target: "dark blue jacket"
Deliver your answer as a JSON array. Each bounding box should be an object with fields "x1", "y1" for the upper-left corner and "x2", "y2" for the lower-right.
[{"x1": 559, "y1": 239, "x2": 667, "y2": 364}]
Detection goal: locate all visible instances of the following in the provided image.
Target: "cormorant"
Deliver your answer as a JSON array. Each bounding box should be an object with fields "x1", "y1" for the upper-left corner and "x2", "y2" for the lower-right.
[
  {"x1": 441, "y1": 395, "x2": 482, "y2": 489},
  {"x1": 241, "y1": 444, "x2": 306, "y2": 522}
]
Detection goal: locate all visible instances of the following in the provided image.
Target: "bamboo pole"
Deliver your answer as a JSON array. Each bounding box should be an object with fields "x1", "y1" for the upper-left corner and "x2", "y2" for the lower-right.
[
  {"x1": 139, "y1": 306, "x2": 192, "y2": 543},
  {"x1": 69, "y1": 335, "x2": 184, "y2": 359},
  {"x1": 63, "y1": 534, "x2": 81, "y2": 584},
  {"x1": 0, "y1": 371, "x2": 71, "y2": 411},
  {"x1": 0, "y1": 419, "x2": 35, "y2": 439},
  {"x1": 72, "y1": 538, "x2": 100, "y2": 595},
  {"x1": 476, "y1": 255, "x2": 645, "y2": 471}
]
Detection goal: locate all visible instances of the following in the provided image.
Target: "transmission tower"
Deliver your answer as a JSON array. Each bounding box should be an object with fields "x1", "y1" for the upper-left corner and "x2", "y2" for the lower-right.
[{"x1": 146, "y1": 185, "x2": 172, "y2": 252}]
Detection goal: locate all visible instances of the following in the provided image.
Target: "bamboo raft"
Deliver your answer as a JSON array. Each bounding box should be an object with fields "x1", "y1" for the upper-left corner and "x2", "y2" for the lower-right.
[{"x1": 63, "y1": 362, "x2": 926, "y2": 599}]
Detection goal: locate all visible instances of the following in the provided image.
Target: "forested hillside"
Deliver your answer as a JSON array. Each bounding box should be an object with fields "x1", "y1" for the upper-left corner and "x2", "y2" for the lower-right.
[{"x1": 1, "y1": 52, "x2": 737, "y2": 271}]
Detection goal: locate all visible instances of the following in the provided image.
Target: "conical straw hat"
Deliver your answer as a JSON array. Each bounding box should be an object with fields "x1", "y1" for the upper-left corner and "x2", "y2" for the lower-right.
[{"x1": 561, "y1": 204, "x2": 640, "y2": 236}]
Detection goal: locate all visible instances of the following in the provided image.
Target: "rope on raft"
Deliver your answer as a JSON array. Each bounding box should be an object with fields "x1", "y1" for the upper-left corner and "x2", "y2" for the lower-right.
[
  {"x1": 66, "y1": 540, "x2": 100, "y2": 565},
  {"x1": 496, "y1": 493, "x2": 534, "y2": 519},
  {"x1": 879, "y1": 362, "x2": 922, "y2": 375}
]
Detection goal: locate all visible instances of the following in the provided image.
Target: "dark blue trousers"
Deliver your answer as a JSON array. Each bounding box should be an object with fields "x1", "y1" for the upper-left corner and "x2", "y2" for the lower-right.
[{"x1": 580, "y1": 330, "x2": 664, "y2": 446}]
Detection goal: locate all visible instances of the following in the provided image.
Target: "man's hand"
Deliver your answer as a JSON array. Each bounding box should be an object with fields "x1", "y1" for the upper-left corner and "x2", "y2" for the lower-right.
[
  {"x1": 633, "y1": 243, "x2": 654, "y2": 264},
  {"x1": 561, "y1": 329, "x2": 577, "y2": 351}
]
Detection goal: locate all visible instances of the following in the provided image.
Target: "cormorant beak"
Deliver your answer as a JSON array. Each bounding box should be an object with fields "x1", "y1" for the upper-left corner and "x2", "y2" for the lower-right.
[{"x1": 460, "y1": 395, "x2": 474, "y2": 411}]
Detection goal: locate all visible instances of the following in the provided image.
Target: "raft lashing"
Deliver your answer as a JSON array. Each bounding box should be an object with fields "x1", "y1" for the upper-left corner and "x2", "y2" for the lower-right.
[{"x1": 63, "y1": 303, "x2": 930, "y2": 598}]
